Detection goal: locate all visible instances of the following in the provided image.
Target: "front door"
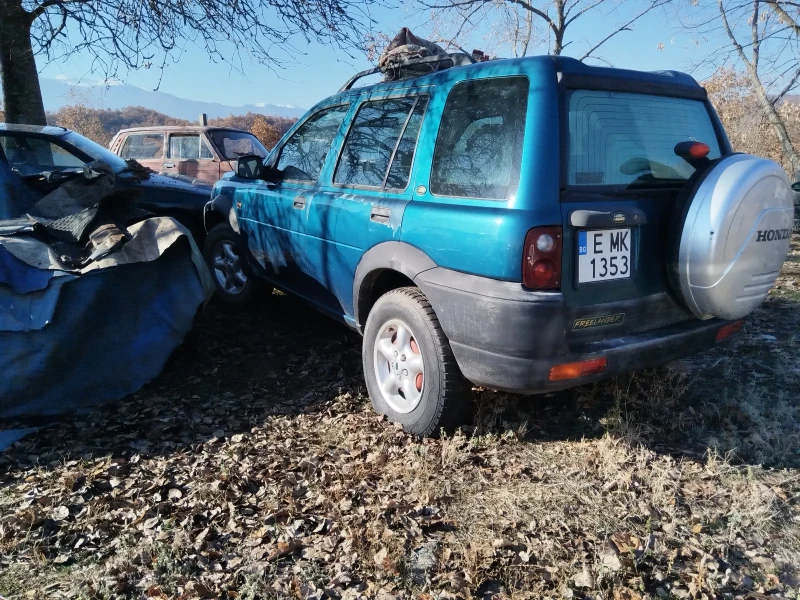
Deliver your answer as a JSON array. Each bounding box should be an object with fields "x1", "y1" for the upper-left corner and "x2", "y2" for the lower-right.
[
  {"x1": 306, "y1": 95, "x2": 429, "y2": 323},
  {"x1": 237, "y1": 104, "x2": 350, "y2": 293},
  {"x1": 166, "y1": 134, "x2": 218, "y2": 183}
]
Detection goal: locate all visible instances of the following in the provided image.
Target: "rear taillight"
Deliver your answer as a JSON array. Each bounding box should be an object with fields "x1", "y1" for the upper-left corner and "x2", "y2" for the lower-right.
[
  {"x1": 549, "y1": 357, "x2": 608, "y2": 381},
  {"x1": 523, "y1": 226, "x2": 562, "y2": 289}
]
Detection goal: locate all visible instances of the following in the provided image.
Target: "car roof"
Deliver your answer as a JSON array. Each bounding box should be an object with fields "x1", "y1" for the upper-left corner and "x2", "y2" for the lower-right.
[
  {"x1": 0, "y1": 123, "x2": 71, "y2": 136},
  {"x1": 116, "y1": 126, "x2": 252, "y2": 134},
  {"x1": 321, "y1": 55, "x2": 703, "y2": 109}
]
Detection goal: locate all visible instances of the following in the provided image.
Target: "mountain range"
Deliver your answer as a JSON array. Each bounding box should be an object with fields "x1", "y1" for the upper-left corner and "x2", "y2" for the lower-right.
[{"x1": 40, "y1": 78, "x2": 307, "y2": 122}]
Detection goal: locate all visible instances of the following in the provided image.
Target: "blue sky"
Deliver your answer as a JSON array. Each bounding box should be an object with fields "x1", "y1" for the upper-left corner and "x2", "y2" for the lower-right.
[{"x1": 36, "y1": 2, "x2": 715, "y2": 111}]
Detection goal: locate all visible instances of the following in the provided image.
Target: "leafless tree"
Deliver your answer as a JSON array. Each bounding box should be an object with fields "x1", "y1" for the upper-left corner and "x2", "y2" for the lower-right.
[
  {"x1": 422, "y1": 0, "x2": 672, "y2": 62},
  {"x1": 0, "y1": 0, "x2": 379, "y2": 126},
  {"x1": 684, "y1": 0, "x2": 800, "y2": 175}
]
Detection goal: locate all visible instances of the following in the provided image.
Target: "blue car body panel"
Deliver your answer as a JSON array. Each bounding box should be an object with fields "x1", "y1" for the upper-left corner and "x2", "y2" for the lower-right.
[
  {"x1": 208, "y1": 56, "x2": 735, "y2": 393},
  {"x1": 217, "y1": 57, "x2": 568, "y2": 302}
]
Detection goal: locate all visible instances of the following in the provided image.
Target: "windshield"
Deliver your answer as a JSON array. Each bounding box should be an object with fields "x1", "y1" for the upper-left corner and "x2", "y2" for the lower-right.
[
  {"x1": 209, "y1": 130, "x2": 268, "y2": 160},
  {"x1": 567, "y1": 90, "x2": 722, "y2": 187},
  {"x1": 63, "y1": 131, "x2": 129, "y2": 173}
]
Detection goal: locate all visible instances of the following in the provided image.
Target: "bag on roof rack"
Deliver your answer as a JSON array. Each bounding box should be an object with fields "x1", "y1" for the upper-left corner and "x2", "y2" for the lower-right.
[{"x1": 379, "y1": 28, "x2": 450, "y2": 81}]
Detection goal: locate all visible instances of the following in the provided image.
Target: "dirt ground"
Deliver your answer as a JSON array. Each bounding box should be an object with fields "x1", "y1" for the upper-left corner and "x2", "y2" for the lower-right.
[{"x1": 1, "y1": 237, "x2": 799, "y2": 600}]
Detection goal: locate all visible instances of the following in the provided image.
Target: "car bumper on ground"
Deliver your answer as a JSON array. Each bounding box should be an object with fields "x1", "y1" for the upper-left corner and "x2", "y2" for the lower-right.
[{"x1": 415, "y1": 267, "x2": 733, "y2": 394}]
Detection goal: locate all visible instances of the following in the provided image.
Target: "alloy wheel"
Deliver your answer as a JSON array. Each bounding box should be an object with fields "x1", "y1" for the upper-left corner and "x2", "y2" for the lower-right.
[
  {"x1": 373, "y1": 319, "x2": 425, "y2": 413},
  {"x1": 212, "y1": 240, "x2": 247, "y2": 295}
]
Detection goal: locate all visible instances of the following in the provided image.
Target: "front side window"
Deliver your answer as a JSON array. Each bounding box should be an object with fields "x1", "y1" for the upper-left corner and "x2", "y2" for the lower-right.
[
  {"x1": 430, "y1": 77, "x2": 529, "y2": 200},
  {"x1": 120, "y1": 134, "x2": 164, "y2": 159},
  {"x1": 277, "y1": 105, "x2": 350, "y2": 182},
  {"x1": 568, "y1": 90, "x2": 722, "y2": 186},
  {"x1": 334, "y1": 96, "x2": 428, "y2": 189},
  {"x1": 169, "y1": 135, "x2": 213, "y2": 160}
]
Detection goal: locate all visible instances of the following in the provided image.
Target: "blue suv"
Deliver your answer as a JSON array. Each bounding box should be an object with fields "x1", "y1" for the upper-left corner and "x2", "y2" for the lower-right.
[{"x1": 203, "y1": 55, "x2": 794, "y2": 436}]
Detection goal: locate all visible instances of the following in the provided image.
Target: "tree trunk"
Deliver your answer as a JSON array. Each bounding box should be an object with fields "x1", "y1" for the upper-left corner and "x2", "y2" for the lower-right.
[
  {"x1": 0, "y1": 3, "x2": 46, "y2": 125},
  {"x1": 746, "y1": 64, "x2": 800, "y2": 179},
  {"x1": 552, "y1": 0, "x2": 566, "y2": 55}
]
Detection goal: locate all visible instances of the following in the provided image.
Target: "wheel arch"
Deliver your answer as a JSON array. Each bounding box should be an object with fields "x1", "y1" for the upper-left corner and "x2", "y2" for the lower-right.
[
  {"x1": 204, "y1": 193, "x2": 240, "y2": 234},
  {"x1": 353, "y1": 242, "x2": 438, "y2": 331}
]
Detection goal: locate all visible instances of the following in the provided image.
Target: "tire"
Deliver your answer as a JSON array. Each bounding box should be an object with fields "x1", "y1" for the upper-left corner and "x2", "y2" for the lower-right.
[
  {"x1": 203, "y1": 223, "x2": 271, "y2": 307},
  {"x1": 362, "y1": 287, "x2": 471, "y2": 436}
]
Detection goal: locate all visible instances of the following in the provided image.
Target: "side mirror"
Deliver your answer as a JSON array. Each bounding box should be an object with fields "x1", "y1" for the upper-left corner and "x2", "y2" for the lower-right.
[
  {"x1": 791, "y1": 181, "x2": 800, "y2": 193},
  {"x1": 236, "y1": 155, "x2": 264, "y2": 179}
]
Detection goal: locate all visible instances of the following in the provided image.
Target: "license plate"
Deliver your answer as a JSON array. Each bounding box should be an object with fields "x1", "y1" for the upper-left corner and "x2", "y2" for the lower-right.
[{"x1": 577, "y1": 229, "x2": 631, "y2": 283}]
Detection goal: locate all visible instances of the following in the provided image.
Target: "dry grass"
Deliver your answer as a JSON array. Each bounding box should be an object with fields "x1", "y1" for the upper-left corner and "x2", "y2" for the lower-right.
[{"x1": 1, "y1": 238, "x2": 799, "y2": 599}]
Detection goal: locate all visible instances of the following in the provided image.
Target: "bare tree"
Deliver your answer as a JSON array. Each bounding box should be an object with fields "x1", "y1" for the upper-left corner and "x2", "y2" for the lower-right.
[
  {"x1": 685, "y1": 0, "x2": 800, "y2": 176},
  {"x1": 0, "y1": 0, "x2": 378, "y2": 126},
  {"x1": 423, "y1": 0, "x2": 671, "y2": 61},
  {"x1": 719, "y1": 0, "x2": 800, "y2": 174}
]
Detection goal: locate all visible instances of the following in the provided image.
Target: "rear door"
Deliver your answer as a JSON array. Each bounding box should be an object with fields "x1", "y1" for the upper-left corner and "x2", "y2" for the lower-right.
[
  {"x1": 117, "y1": 132, "x2": 165, "y2": 172},
  {"x1": 559, "y1": 87, "x2": 726, "y2": 340}
]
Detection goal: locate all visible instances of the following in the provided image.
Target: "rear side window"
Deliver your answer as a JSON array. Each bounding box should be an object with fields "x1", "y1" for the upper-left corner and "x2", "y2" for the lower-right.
[
  {"x1": 430, "y1": 77, "x2": 529, "y2": 200},
  {"x1": 335, "y1": 96, "x2": 428, "y2": 189},
  {"x1": 568, "y1": 90, "x2": 722, "y2": 186},
  {"x1": 169, "y1": 135, "x2": 213, "y2": 160},
  {"x1": 120, "y1": 134, "x2": 163, "y2": 159},
  {"x1": 278, "y1": 105, "x2": 349, "y2": 182}
]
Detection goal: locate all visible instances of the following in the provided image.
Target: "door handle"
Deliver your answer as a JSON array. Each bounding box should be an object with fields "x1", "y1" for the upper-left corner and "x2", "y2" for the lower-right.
[
  {"x1": 570, "y1": 209, "x2": 646, "y2": 227},
  {"x1": 164, "y1": 163, "x2": 175, "y2": 168},
  {"x1": 370, "y1": 207, "x2": 391, "y2": 223},
  {"x1": 293, "y1": 196, "x2": 306, "y2": 209}
]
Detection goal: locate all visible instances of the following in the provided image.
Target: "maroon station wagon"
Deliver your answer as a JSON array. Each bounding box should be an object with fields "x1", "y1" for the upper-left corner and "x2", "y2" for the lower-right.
[{"x1": 109, "y1": 126, "x2": 268, "y2": 184}]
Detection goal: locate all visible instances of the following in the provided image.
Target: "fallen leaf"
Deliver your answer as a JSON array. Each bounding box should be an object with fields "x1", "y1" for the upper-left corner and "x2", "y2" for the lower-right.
[{"x1": 573, "y1": 567, "x2": 594, "y2": 588}]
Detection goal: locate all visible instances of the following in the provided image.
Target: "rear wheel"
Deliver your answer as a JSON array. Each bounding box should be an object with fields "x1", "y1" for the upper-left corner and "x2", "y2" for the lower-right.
[
  {"x1": 363, "y1": 287, "x2": 471, "y2": 436},
  {"x1": 203, "y1": 223, "x2": 271, "y2": 307}
]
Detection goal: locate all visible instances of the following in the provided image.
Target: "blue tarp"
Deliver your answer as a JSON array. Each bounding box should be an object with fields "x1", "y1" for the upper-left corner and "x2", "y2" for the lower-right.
[{"x1": 0, "y1": 231, "x2": 208, "y2": 418}]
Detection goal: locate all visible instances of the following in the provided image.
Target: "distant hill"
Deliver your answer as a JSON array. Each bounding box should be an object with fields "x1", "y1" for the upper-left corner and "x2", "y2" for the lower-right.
[{"x1": 40, "y1": 78, "x2": 307, "y2": 121}]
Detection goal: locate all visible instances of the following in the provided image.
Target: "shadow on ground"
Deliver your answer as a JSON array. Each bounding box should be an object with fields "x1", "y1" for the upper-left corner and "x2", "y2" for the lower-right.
[{"x1": 1, "y1": 280, "x2": 798, "y2": 477}]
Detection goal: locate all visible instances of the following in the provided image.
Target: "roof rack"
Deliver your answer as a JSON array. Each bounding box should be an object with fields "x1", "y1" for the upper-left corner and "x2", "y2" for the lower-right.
[{"x1": 339, "y1": 52, "x2": 476, "y2": 92}]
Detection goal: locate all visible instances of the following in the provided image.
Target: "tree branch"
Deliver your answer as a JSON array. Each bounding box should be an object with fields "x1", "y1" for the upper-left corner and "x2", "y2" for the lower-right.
[
  {"x1": 564, "y1": 0, "x2": 607, "y2": 27},
  {"x1": 763, "y1": 0, "x2": 800, "y2": 36},
  {"x1": 719, "y1": 0, "x2": 754, "y2": 68},
  {"x1": 752, "y1": 0, "x2": 761, "y2": 71},
  {"x1": 578, "y1": 0, "x2": 670, "y2": 61},
  {"x1": 771, "y1": 66, "x2": 800, "y2": 104},
  {"x1": 29, "y1": 0, "x2": 91, "y2": 21}
]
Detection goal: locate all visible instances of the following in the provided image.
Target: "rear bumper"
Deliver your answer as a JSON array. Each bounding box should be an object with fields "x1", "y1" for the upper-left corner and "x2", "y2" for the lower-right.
[{"x1": 415, "y1": 267, "x2": 729, "y2": 394}]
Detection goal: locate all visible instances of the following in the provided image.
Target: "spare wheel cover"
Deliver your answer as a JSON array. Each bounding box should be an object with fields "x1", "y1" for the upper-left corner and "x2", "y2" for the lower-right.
[{"x1": 677, "y1": 153, "x2": 794, "y2": 320}]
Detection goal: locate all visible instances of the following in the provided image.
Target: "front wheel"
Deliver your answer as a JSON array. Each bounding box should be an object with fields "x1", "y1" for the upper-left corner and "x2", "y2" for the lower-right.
[
  {"x1": 203, "y1": 224, "x2": 271, "y2": 307},
  {"x1": 362, "y1": 287, "x2": 471, "y2": 436}
]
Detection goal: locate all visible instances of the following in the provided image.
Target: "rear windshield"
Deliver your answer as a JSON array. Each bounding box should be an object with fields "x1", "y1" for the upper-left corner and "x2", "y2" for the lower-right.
[{"x1": 567, "y1": 90, "x2": 722, "y2": 187}]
